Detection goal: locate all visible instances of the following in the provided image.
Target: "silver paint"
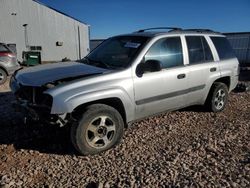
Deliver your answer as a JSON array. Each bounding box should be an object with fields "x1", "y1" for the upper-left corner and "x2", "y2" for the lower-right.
[{"x1": 12, "y1": 31, "x2": 239, "y2": 124}]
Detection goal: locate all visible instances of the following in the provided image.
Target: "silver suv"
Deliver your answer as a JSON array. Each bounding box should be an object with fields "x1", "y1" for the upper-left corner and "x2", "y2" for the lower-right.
[
  {"x1": 10, "y1": 28, "x2": 239, "y2": 155},
  {"x1": 0, "y1": 43, "x2": 20, "y2": 84}
]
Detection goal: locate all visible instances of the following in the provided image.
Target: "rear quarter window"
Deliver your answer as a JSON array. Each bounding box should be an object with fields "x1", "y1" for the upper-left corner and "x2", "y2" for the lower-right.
[{"x1": 210, "y1": 37, "x2": 236, "y2": 60}]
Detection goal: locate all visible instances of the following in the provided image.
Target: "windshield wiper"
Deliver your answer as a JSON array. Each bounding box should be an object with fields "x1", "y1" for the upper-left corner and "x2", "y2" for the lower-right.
[
  {"x1": 86, "y1": 57, "x2": 111, "y2": 69},
  {"x1": 78, "y1": 57, "x2": 116, "y2": 69},
  {"x1": 76, "y1": 57, "x2": 90, "y2": 64}
]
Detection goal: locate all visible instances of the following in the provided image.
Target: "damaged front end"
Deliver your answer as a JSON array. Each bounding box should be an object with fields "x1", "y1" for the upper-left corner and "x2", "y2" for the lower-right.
[
  {"x1": 9, "y1": 61, "x2": 108, "y2": 126},
  {"x1": 10, "y1": 76, "x2": 68, "y2": 126}
]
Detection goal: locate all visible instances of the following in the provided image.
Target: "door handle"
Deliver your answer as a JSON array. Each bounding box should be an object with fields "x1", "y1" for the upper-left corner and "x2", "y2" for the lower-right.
[
  {"x1": 177, "y1": 74, "x2": 186, "y2": 79},
  {"x1": 210, "y1": 67, "x2": 217, "y2": 72}
]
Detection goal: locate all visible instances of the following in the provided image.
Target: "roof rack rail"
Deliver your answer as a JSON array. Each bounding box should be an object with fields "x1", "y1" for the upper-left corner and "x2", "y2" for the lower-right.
[
  {"x1": 135, "y1": 27, "x2": 182, "y2": 33},
  {"x1": 182, "y1": 29, "x2": 219, "y2": 33}
]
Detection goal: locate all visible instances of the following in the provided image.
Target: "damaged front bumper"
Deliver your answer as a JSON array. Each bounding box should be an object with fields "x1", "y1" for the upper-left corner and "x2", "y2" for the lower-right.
[
  {"x1": 12, "y1": 98, "x2": 68, "y2": 127},
  {"x1": 10, "y1": 74, "x2": 70, "y2": 127},
  {"x1": 12, "y1": 99, "x2": 42, "y2": 121},
  {"x1": 12, "y1": 99, "x2": 68, "y2": 127},
  {"x1": 12, "y1": 100, "x2": 36, "y2": 121}
]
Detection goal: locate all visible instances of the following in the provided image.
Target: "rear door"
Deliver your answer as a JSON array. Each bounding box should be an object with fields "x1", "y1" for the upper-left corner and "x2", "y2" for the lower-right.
[{"x1": 184, "y1": 35, "x2": 220, "y2": 105}]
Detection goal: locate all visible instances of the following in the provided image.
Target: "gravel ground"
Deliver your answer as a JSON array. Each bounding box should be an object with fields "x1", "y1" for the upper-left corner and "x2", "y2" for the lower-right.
[{"x1": 0, "y1": 77, "x2": 250, "y2": 187}]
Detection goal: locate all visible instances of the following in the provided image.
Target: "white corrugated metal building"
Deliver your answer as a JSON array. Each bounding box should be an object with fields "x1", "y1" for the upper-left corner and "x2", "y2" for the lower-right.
[{"x1": 0, "y1": 0, "x2": 90, "y2": 62}]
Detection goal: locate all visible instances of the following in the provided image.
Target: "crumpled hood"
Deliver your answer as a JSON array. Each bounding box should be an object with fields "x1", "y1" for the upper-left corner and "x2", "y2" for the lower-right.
[{"x1": 15, "y1": 61, "x2": 107, "y2": 86}]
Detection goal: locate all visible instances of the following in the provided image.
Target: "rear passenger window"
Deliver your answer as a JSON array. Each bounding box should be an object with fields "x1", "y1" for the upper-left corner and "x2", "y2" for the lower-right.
[
  {"x1": 186, "y1": 36, "x2": 214, "y2": 64},
  {"x1": 145, "y1": 37, "x2": 183, "y2": 69},
  {"x1": 210, "y1": 37, "x2": 236, "y2": 60}
]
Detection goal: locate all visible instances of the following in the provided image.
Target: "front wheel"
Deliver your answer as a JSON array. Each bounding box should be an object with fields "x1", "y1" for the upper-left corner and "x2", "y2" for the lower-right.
[
  {"x1": 71, "y1": 104, "x2": 124, "y2": 155},
  {"x1": 206, "y1": 82, "x2": 229, "y2": 112}
]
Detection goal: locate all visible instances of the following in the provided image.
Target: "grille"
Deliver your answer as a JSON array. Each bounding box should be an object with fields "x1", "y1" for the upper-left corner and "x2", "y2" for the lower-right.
[{"x1": 16, "y1": 86, "x2": 52, "y2": 107}]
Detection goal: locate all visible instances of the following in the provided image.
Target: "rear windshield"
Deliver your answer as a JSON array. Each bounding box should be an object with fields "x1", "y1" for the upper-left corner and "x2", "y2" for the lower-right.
[
  {"x1": 0, "y1": 44, "x2": 11, "y2": 52},
  {"x1": 210, "y1": 37, "x2": 236, "y2": 60}
]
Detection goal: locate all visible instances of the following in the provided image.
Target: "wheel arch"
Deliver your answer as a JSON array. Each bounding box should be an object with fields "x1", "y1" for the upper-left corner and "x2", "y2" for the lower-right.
[
  {"x1": 213, "y1": 76, "x2": 230, "y2": 89},
  {"x1": 0, "y1": 66, "x2": 8, "y2": 76},
  {"x1": 205, "y1": 81, "x2": 229, "y2": 112},
  {"x1": 71, "y1": 97, "x2": 128, "y2": 127},
  {"x1": 203, "y1": 76, "x2": 231, "y2": 104}
]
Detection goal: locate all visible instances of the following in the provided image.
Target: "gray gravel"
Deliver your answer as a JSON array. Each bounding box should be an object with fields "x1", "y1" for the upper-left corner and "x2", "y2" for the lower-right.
[{"x1": 0, "y1": 80, "x2": 250, "y2": 187}]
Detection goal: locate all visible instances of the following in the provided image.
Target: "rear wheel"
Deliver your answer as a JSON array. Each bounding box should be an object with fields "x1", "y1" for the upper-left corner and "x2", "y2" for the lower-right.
[
  {"x1": 0, "y1": 68, "x2": 7, "y2": 85},
  {"x1": 206, "y1": 82, "x2": 229, "y2": 112},
  {"x1": 71, "y1": 104, "x2": 124, "y2": 155}
]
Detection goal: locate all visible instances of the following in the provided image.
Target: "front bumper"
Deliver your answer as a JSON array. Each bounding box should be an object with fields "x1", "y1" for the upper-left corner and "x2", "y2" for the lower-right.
[
  {"x1": 10, "y1": 73, "x2": 69, "y2": 126},
  {"x1": 10, "y1": 77, "x2": 54, "y2": 122},
  {"x1": 12, "y1": 99, "x2": 68, "y2": 126},
  {"x1": 12, "y1": 100, "x2": 40, "y2": 121}
]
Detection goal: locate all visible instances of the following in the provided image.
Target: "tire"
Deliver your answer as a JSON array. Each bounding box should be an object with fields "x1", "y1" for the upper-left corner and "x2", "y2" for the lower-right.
[
  {"x1": 0, "y1": 68, "x2": 7, "y2": 85},
  {"x1": 206, "y1": 82, "x2": 229, "y2": 112},
  {"x1": 70, "y1": 104, "x2": 124, "y2": 155}
]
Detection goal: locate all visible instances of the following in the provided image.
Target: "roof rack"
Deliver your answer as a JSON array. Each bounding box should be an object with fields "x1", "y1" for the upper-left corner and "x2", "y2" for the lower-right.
[
  {"x1": 135, "y1": 27, "x2": 182, "y2": 33},
  {"x1": 179, "y1": 29, "x2": 220, "y2": 34}
]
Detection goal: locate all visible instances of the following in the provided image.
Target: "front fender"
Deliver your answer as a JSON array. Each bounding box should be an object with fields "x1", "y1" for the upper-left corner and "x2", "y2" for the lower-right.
[{"x1": 49, "y1": 88, "x2": 135, "y2": 122}]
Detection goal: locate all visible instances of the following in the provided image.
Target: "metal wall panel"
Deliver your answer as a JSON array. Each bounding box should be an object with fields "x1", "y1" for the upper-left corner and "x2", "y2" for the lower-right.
[
  {"x1": 0, "y1": 0, "x2": 89, "y2": 62},
  {"x1": 225, "y1": 33, "x2": 250, "y2": 65}
]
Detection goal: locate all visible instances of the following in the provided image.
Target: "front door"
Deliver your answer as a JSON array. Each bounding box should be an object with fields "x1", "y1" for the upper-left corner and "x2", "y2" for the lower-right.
[{"x1": 133, "y1": 36, "x2": 189, "y2": 119}]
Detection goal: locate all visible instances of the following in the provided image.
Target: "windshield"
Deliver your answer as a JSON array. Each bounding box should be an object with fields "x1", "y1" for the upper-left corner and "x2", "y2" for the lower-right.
[{"x1": 80, "y1": 36, "x2": 149, "y2": 69}]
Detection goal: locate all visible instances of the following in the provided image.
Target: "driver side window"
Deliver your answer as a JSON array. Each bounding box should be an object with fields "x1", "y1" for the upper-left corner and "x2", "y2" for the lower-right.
[{"x1": 145, "y1": 37, "x2": 183, "y2": 69}]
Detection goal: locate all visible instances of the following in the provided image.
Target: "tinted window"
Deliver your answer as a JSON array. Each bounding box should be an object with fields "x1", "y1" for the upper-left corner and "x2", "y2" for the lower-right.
[
  {"x1": 186, "y1": 36, "x2": 214, "y2": 64},
  {"x1": 145, "y1": 37, "x2": 183, "y2": 69},
  {"x1": 0, "y1": 44, "x2": 10, "y2": 52},
  {"x1": 210, "y1": 37, "x2": 236, "y2": 60},
  {"x1": 202, "y1": 37, "x2": 214, "y2": 61}
]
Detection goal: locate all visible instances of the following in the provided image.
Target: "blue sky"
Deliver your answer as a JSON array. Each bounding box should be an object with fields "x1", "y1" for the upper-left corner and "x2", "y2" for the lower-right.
[{"x1": 39, "y1": 0, "x2": 250, "y2": 39}]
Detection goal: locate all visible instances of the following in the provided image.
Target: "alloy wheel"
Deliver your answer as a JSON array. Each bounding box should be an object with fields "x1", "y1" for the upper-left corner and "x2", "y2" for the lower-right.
[
  {"x1": 86, "y1": 116, "x2": 116, "y2": 149},
  {"x1": 214, "y1": 89, "x2": 226, "y2": 110}
]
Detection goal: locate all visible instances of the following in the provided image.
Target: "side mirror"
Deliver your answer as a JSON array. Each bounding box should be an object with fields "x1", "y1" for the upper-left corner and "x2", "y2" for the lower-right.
[
  {"x1": 136, "y1": 60, "x2": 162, "y2": 77},
  {"x1": 144, "y1": 60, "x2": 162, "y2": 72}
]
